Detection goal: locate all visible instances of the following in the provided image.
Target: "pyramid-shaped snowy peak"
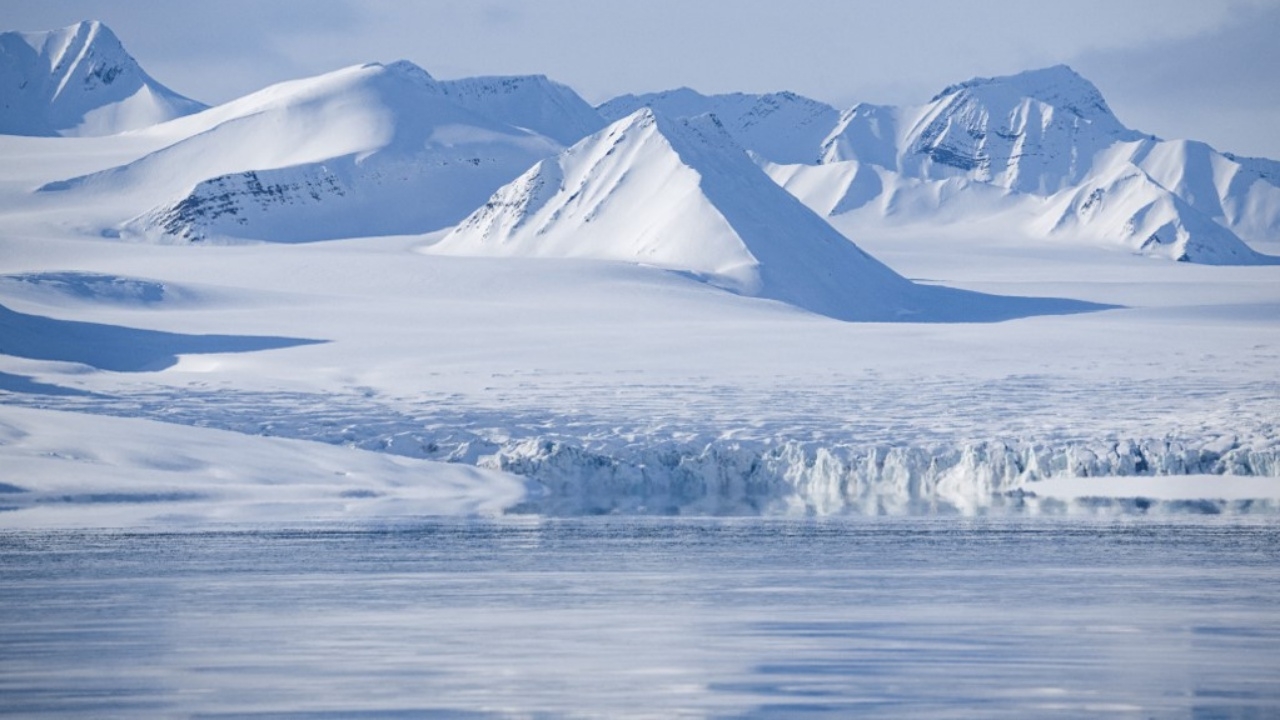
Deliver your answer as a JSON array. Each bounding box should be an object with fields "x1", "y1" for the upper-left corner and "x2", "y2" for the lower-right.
[
  {"x1": 428, "y1": 109, "x2": 1102, "y2": 321},
  {"x1": 598, "y1": 88, "x2": 839, "y2": 164},
  {"x1": 0, "y1": 20, "x2": 205, "y2": 136}
]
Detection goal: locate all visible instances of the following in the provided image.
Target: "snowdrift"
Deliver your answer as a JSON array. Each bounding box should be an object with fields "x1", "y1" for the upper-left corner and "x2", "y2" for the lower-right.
[{"x1": 2, "y1": 21, "x2": 1278, "y2": 525}]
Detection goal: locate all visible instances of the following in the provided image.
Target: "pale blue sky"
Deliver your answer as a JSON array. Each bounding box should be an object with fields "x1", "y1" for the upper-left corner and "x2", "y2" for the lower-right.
[{"x1": 5, "y1": 0, "x2": 1278, "y2": 158}]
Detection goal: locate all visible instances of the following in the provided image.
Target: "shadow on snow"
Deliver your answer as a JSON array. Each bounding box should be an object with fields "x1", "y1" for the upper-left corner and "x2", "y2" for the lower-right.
[{"x1": 0, "y1": 303, "x2": 325, "y2": 372}]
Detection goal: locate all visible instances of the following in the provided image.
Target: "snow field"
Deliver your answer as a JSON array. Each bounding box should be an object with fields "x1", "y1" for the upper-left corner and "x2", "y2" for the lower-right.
[
  {"x1": 0, "y1": 405, "x2": 527, "y2": 529},
  {"x1": 2, "y1": 228, "x2": 1277, "y2": 524},
  {"x1": 1, "y1": 23, "x2": 1278, "y2": 525}
]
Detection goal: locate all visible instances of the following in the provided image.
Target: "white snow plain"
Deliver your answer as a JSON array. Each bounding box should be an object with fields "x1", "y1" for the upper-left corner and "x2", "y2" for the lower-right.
[
  {"x1": 0, "y1": 405, "x2": 527, "y2": 529},
  {"x1": 2, "y1": 216, "x2": 1277, "y2": 524}
]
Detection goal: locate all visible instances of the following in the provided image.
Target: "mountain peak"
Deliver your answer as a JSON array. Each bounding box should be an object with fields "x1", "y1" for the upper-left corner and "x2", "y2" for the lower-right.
[
  {"x1": 875, "y1": 64, "x2": 1144, "y2": 194},
  {"x1": 597, "y1": 87, "x2": 838, "y2": 164},
  {"x1": 98, "y1": 57, "x2": 565, "y2": 243},
  {"x1": 432, "y1": 107, "x2": 1102, "y2": 319},
  {"x1": 0, "y1": 19, "x2": 205, "y2": 136},
  {"x1": 380, "y1": 59, "x2": 435, "y2": 84},
  {"x1": 434, "y1": 72, "x2": 605, "y2": 145},
  {"x1": 932, "y1": 64, "x2": 1118, "y2": 124},
  {"x1": 428, "y1": 108, "x2": 966, "y2": 321}
]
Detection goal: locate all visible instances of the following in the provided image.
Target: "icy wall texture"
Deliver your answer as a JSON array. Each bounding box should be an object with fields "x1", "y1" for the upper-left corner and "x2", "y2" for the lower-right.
[
  {"x1": 7, "y1": 382, "x2": 1276, "y2": 516},
  {"x1": 462, "y1": 436, "x2": 1280, "y2": 515}
]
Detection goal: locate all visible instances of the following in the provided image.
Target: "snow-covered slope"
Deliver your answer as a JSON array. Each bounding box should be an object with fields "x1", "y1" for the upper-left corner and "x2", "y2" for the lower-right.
[
  {"x1": 598, "y1": 87, "x2": 839, "y2": 164},
  {"x1": 1035, "y1": 154, "x2": 1276, "y2": 264},
  {"x1": 1129, "y1": 141, "x2": 1280, "y2": 248},
  {"x1": 436, "y1": 74, "x2": 605, "y2": 146},
  {"x1": 773, "y1": 65, "x2": 1279, "y2": 264},
  {"x1": 0, "y1": 405, "x2": 527, "y2": 528},
  {"x1": 429, "y1": 109, "x2": 1100, "y2": 322},
  {"x1": 823, "y1": 65, "x2": 1138, "y2": 193},
  {"x1": 0, "y1": 20, "x2": 205, "y2": 136},
  {"x1": 38, "y1": 61, "x2": 562, "y2": 242},
  {"x1": 3, "y1": 44, "x2": 1278, "y2": 520}
]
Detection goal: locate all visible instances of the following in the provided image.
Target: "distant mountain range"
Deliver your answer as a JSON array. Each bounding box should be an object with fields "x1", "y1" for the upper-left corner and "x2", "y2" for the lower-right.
[
  {"x1": 766, "y1": 65, "x2": 1280, "y2": 264},
  {"x1": 597, "y1": 88, "x2": 838, "y2": 165},
  {"x1": 111, "y1": 61, "x2": 569, "y2": 243},
  {"x1": 428, "y1": 108, "x2": 1098, "y2": 321},
  {"x1": 5, "y1": 20, "x2": 1277, "y2": 272}
]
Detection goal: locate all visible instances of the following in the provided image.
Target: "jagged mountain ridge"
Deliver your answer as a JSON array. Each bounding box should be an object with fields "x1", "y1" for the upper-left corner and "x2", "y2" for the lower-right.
[
  {"x1": 594, "y1": 66, "x2": 1277, "y2": 264},
  {"x1": 597, "y1": 87, "x2": 839, "y2": 164},
  {"x1": 822, "y1": 65, "x2": 1142, "y2": 194},
  {"x1": 0, "y1": 20, "x2": 205, "y2": 136},
  {"x1": 773, "y1": 65, "x2": 1279, "y2": 264},
  {"x1": 3, "y1": 21, "x2": 1275, "y2": 264},
  {"x1": 427, "y1": 108, "x2": 1101, "y2": 322},
  {"x1": 436, "y1": 74, "x2": 606, "y2": 145}
]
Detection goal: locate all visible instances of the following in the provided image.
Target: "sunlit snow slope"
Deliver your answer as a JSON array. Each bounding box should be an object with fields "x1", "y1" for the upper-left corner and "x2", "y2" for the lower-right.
[
  {"x1": 436, "y1": 74, "x2": 605, "y2": 145},
  {"x1": 770, "y1": 66, "x2": 1280, "y2": 264},
  {"x1": 598, "y1": 87, "x2": 838, "y2": 164},
  {"x1": 429, "y1": 109, "x2": 1101, "y2": 322},
  {"x1": 32, "y1": 61, "x2": 565, "y2": 243},
  {"x1": 2, "y1": 22, "x2": 1279, "y2": 523}
]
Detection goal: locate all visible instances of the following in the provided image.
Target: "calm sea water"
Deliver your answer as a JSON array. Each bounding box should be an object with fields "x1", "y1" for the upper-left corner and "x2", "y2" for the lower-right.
[{"x1": 2, "y1": 518, "x2": 1279, "y2": 719}]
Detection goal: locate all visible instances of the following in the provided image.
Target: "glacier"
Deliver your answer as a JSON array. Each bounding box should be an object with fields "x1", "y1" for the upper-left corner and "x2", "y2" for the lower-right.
[
  {"x1": 487, "y1": 436, "x2": 1280, "y2": 517},
  {"x1": 4, "y1": 369, "x2": 1276, "y2": 520},
  {"x1": 4, "y1": 18, "x2": 1280, "y2": 720},
  {"x1": 0, "y1": 20, "x2": 1278, "y2": 526}
]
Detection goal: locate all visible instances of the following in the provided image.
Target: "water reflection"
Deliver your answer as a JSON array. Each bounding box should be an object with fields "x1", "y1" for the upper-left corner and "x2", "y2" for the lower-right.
[{"x1": 1, "y1": 518, "x2": 1278, "y2": 718}]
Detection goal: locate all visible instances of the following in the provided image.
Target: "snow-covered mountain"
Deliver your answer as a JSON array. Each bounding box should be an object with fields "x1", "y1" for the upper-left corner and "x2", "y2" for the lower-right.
[
  {"x1": 1031, "y1": 144, "x2": 1280, "y2": 265},
  {"x1": 0, "y1": 20, "x2": 205, "y2": 136},
  {"x1": 2, "y1": 21, "x2": 1279, "y2": 530},
  {"x1": 37, "y1": 60, "x2": 571, "y2": 243},
  {"x1": 772, "y1": 65, "x2": 1280, "y2": 264},
  {"x1": 598, "y1": 88, "x2": 838, "y2": 164},
  {"x1": 1122, "y1": 141, "x2": 1280, "y2": 250},
  {"x1": 435, "y1": 74, "x2": 605, "y2": 145},
  {"x1": 428, "y1": 108, "x2": 1097, "y2": 322},
  {"x1": 819, "y1": 65, "x2": 1139, "y2": 193},
  {"x1": 11, "y1": 23, "x2": 1272, "y2": 264}
]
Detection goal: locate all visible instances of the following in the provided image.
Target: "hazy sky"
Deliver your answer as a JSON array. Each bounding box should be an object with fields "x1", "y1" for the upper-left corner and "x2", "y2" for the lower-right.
[{"x1": 6, "y1": 0, "x2": 1279, "y2": 158}]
